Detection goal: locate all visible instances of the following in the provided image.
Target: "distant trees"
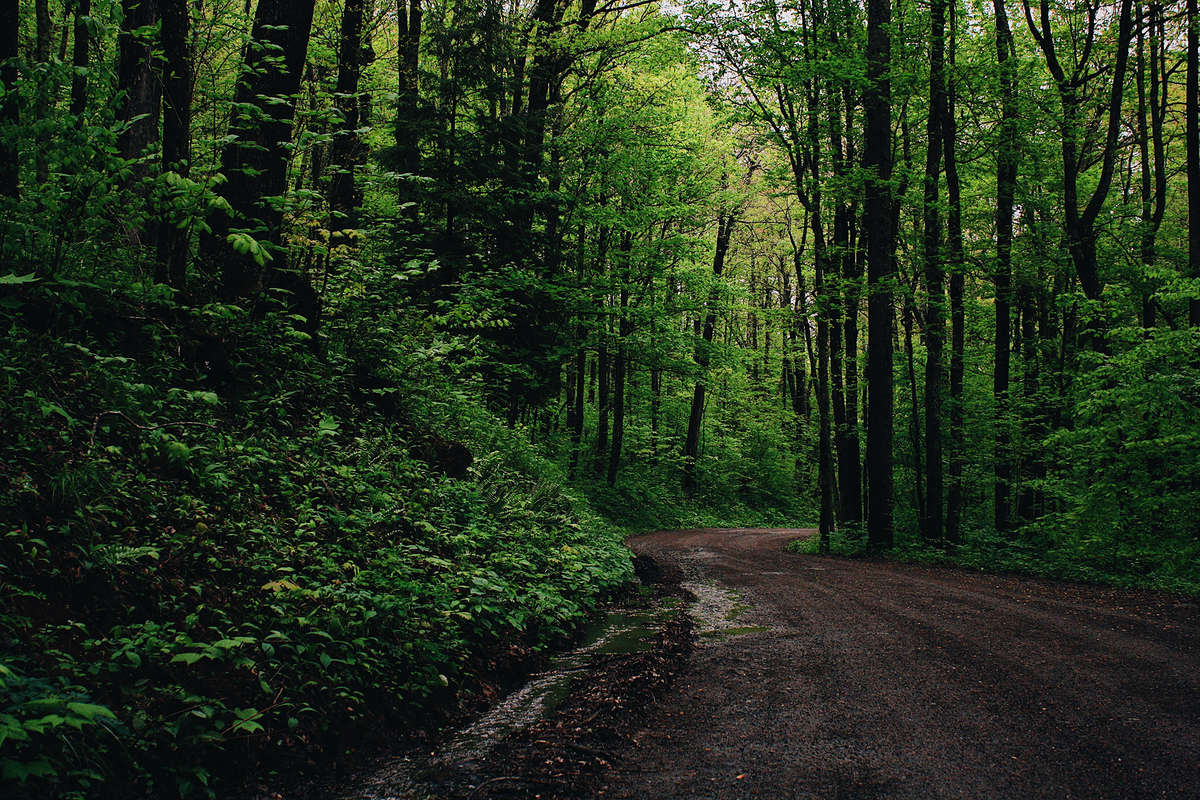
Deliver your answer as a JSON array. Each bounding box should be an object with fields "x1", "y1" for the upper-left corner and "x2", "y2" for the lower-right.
[{"x1": 1, "y1": 0, "x2": 1199, "y2": 574}]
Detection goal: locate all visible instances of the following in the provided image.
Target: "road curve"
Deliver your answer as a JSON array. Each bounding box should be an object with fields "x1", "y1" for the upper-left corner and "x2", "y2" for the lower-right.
[{"x1": 596, "y1": 528, "x2": 1200, "y2": 800}]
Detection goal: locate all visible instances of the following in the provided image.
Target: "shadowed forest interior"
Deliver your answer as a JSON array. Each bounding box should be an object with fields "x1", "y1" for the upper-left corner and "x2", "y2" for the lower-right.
[{"x1": 1, "y1": 0, "x2": 1199, "y2": 796}]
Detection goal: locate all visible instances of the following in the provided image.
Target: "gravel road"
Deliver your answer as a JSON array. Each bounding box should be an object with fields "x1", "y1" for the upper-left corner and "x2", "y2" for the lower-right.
[{"x1": 595, "y1": 528, "x2": 1200, "y2": 800}]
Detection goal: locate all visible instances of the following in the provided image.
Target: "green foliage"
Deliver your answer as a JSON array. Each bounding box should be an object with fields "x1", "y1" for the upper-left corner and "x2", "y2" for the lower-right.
[{"x1": 0, "y1": 277, "x2": 631, "y2": 799}]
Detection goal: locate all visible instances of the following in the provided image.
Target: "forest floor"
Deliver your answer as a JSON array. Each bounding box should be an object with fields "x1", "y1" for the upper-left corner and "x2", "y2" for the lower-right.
[{"x1": 329, "y1": 528, "x2": 1200, "y2": 800}]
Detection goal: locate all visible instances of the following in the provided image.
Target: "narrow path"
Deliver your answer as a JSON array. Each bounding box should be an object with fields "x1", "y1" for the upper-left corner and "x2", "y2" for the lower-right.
[{"x1": 597, "y1": 528, "x2": 1200, "y2": 800}]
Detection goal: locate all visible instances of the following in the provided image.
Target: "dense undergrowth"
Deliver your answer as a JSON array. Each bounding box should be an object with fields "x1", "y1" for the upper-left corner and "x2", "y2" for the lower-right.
[{"x1": 0, "y1": 276, "x2": 632, "y2": 798}]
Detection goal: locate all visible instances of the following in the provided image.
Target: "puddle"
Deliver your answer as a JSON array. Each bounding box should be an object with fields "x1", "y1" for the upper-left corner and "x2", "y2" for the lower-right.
[
  {"x1": 682, "y1": 581, "x2": 771, "y2": 644},
  {"x1": 339, "y1": 604, "x2": 672, "y2": 798}
]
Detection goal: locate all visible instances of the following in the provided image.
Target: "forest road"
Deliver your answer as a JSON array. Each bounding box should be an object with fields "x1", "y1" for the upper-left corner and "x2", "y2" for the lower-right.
[{"x1": 596, "y1": 528, "x2": 1200, "y2": 800}]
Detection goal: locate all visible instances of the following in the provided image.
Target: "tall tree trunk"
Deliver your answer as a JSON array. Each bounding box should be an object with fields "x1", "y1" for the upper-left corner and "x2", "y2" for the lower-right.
[
  {"x1": 155, "y1": 0, "x2": 193, "y2": 288},
  {"x1": 943, "y1": 9, "x2": 966, "y2": 544},
  {"x1": 1189, "y1": 0, "x2": 1200, "y2": 325},
  {"x1": 814, "y1": 240, "x2": 836, "y2": 554},
  {"x1": 1023, "y1": 0, "x2": 1134, "y2": 313},
  {"x1": 0, "y1": 0, "x2": 17, "y2": 201},
  {"x1": 569, "y1": 345, "x2": 586, "y2": 474},
  {"x1": 684, "y1": 213, "x2": 735, "y2": 493},
  {"x1": 69, "y1": 0, "x2": 91, "y2": 121},
  {"x1": 993, "y1": 0, "x2": 1018, "y2": 531},
  {"x1": 33, "y1": 0, "x2": 52, "y2": 184},
  {"x1": 841, "y1": 91, "x2": 862, "y2": 525},
  {"x1": 202, "y1": 0, "x2": 317, "y2": 314},
  {"x1": 397, "y1": 0, "x2": 422, "y2": 226},
  {"x1": 922, "y1": 0, "x2": 947, "y2": 544},
  {"x1": 1016, "y1": 280, "x2": 1039, "y2": 521},
  {"x1": 328, "y1": 0, "x2": 368, "y2": 226},
  {"x1": 608, "y1": 232, "x2": 632, "y2": 486},
  {"x1": 903, "y1": 290, "x2": 926, "y2": 526},
  {"x1": 117, "y1": 0, "x2": 162, "y2": 173},
  {"x1": 865, "y1": 0, "x2": 895, "y2": 549},
  {"x1": 1135, "y1": 2, "x2": 1166, "y2": 328}
]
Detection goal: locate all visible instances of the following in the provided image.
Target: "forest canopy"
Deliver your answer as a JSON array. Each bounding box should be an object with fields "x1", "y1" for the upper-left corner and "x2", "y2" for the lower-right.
[{"x1": 1, "y1": 0, "x2": 1199, "y2": 796}]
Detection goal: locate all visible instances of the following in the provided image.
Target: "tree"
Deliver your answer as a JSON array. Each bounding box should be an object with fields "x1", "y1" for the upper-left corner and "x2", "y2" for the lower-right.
[
  {"x1": 864, "y1": 0, "x2": 894, "y2": 549},
  {"x1": 1021, "y1": 0, "x2": 1134, "y2": 307},
  {"x1": 0, "y1": 0, "x2": 17, "y2": 201},
  {"x1": 155, "y1": 0, "x2": 192, "y2": 288},
  {"x1": 116, "y1": 0, "x2": 162, "y2": 172},
  {"x1": 993, "y1": 0, "x2": 1019, "y2": 530},
  {"x1": 201, "y1": 0, "x2": 317, "y2": 312}
]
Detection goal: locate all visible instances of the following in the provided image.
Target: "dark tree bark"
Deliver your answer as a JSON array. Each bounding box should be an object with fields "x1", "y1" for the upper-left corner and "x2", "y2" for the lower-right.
[
  {"x1": 813, "y1": 234, "x2": 836, "y2": 554},
  {"x1": 922, "y1": 0, "x2": 948, "y2": 544},
  {"x1": 841, "y1": 89, "x2": 862, "y2": 526},
  {"x1": 328, "y1": 0, "x2": 369, "y2": 225},
  {"x1": 202, "y1": 0, "x2": 317, "y2": 310},
  {"x1": 33, "y1": 0, "x2": 52, "y2": 183},
  {"x1": 993, "y1": 0, "x2": 1018, "y2": 531},
  {"x1": 608, "y1": 231, "x2": 633, "y2": 486},
  {"x1": 903, "y1": 288, "x2": 926, "y2": 526},
  {"x1": 943, "y1": 10, "x2": 966, "y2": 544},
  {"x1": 1134, "y1": 2, "x2": 1166, "y2": 328},
  {"x1": 684, "y1": 213, "x2": 735, "y2": 493},
  {"x1": 864, "y1": 0, "x2": 895, "y2": 549},
  {"x1": 0, "y1": 0, "x2": 17, "y2": 201},
  {"x1": 69, "y1": 0, "x2": 91, "y2": 121},
  {"x1": 1189, "y1": 0, "x2": 1200, "y2": 325},
  {"x1": 397, "y1": 0, "x2": 422, "y2": 224},
  {"x1": 155, "y1": 0, "x2": 193, "y2": 288},
  {"x1": 1016, "y1": 279, "x2": 1040, "y2": 521},
  {"x1": 1022, "y1": 0, "x2": 1134, "y2": 309},
  {"x1": 116, "y1": 0, "x2": 162, "y2": 172}
]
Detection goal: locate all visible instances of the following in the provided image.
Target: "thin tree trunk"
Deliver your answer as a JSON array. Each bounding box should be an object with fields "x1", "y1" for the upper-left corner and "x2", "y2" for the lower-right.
[
  {"x1": 328, "y1": 0, "x2": 368, "y2": 225},
  {"x1": 0, "y1": 0, "x2": 17, "y2": 200},
  {"x1": 904, "y1": 291, "x2": 926, "y2": 526},
  {"x1": 1189, "y1": 0, "x2": 1200, "y2": 324},
  {"x1": 922, "y1": 0, "x2": 948, "y2": 544},
  {"x1": 865, "y1": 0, "x2": 895, "y2": 549},
  {"x1": 944, "y1": 7, "x2": 966, "y2": 544},
  {"x1": 70, "y1": 0, "x2": 91, "y2": 121},
  {"x1": 684, "y1": 213, "x2": 735, "y2": 493},
  {"x1": 155, "y1": 0, "x2": 193, "y2": 288},
  {"x1": 608, "y1": 233, "x2": 632, "y2": 486},
  {"x1": 397, "y1": 0, "x2": 422, "y2": 226},
  {"x1": 993, "y1": 0, "x2": 1018, "y2": 531},
  {"x1": 33, "y1": 0, "x2": 52, "y2": 184}
]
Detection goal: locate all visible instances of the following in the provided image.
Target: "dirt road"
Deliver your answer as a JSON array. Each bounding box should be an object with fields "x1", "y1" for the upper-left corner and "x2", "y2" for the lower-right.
[{"x1": 596, "y1": 528, "x2": 1200, "y2": 800}]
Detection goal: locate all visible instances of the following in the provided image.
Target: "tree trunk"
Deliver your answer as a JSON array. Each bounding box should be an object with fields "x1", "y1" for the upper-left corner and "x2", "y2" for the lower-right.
[
  {"x1": 0, "y1": 0, "x2": 17, "y2": 200},
  {"x1": 993, "y1": 0, "x2": 1017, "y2": 531},
  {"x1": 943, "y1": 9, "x2": 966, "y2": 544},
  {"x1": 117, "y1": 0, "x2": 162, "y2": 173},
  {"x1": 70, "y1": 0, "x2": 91, "y2": 121},
  {"x1": 922, "y1": 0, "x2": 947, "y2": 544},
  {"x1": 328, "y1": 0, "x2": 368, "y2": 225},
  {"x1": 397, "y1": 0, "x2": 422, "y2": 225},
  {"x1": 155, "y1": 0, "x2": 193, "y2": 288},
  {"x1": 865, "y1": 0, "x2": 895, "y2": 549},
  {"x1": 684, "y1": 213, "x2": 735, "y2": 493},
  {"x1": 607, "y1": 233, "x2": 632, "y2": 486},
  {"x1": 1189, "y1": 0, "x2": 1200, "y2": 325},
  {"x1": 903, "y1": 290, "x2": 926, "y2": 526},
  {"x1": 202, "y1": 0, "x2": 317, "y2": 310},
  {"x1": 33, "y1": 0, "x2": 52, "y2": 184}
]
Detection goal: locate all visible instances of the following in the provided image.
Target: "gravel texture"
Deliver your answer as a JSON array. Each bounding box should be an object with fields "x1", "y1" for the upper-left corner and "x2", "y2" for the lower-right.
[{"x1": 595, "y1": 528, "x2": 1200, "y2": 800}]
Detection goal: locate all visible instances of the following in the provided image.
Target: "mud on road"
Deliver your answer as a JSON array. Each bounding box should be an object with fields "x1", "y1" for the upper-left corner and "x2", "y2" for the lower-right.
[{"x1": 597, "y1": 528, "x2": 1200, "y2": 800}]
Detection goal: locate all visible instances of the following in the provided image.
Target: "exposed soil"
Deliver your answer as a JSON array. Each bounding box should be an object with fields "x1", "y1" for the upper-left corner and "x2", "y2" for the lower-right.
[
  {"x1": 597, "y1": 528, "x2": 1200, "y2": 800},
  {"x1": 331, "y1": 528, "x2": 1200, "y2": 799}
]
